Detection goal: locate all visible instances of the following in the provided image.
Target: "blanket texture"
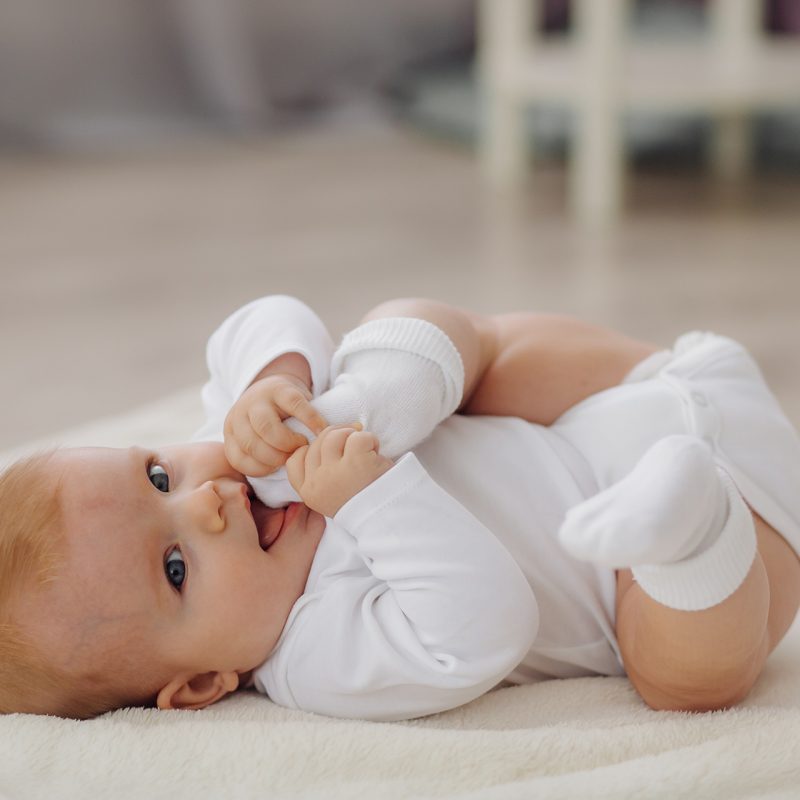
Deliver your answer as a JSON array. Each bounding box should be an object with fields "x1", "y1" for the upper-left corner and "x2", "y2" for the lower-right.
[{"x1": 2, "y1": 388, "x2": 799, "y2": 800}]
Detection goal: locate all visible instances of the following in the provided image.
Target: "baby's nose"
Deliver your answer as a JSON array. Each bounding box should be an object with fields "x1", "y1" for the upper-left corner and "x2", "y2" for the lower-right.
[{"x1": 189, "y1": 481, "x2": 225, "y2": 532}]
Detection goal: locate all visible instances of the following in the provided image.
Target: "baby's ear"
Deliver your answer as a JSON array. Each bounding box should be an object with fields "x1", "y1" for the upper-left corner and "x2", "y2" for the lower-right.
[{"x1": 156, "y1": 670, "x2": 239, "y2": 710}]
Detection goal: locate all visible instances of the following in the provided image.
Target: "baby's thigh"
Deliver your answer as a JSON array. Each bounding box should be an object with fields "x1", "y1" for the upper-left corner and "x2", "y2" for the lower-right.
[{"x1": 464, "y1": 312, "x2": 660, "y2": 425}]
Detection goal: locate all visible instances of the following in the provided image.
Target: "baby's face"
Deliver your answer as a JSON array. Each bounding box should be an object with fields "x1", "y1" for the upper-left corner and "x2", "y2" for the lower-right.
[{"x1": 19, "y1": 442, "x2": 325, "y2": 708}]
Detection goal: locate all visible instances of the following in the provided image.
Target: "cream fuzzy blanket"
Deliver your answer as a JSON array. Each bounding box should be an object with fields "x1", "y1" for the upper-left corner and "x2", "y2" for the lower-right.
[{"x1": 2, "y1": 388, "x2": 799, "y2": 800}]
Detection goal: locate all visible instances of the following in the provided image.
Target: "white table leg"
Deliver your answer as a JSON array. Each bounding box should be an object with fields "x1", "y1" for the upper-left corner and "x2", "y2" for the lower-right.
[
  {"x1": 709, "y1": 0, "x2": 761, "y2": 180},
  {"x1": 571, "y1": 0, "x2": 627, "y2": 228},
  {"x1": 478, "y1": 0, "x2": 536, "y2": 186},
  {"x1": 711, "y1": 114, "x2": 754, "y2": 181}
]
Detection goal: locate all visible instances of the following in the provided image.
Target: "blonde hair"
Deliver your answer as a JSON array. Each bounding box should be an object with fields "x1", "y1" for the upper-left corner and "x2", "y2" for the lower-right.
[
  {"x1": 0, "y1": 451, "x2": 154, "y2": 719},
  {"x1": 0, "y1": 451, "x2": 67, "y2": 712}
]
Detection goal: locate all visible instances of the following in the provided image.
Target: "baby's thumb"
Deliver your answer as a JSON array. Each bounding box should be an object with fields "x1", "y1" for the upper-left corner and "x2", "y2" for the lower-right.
[{"x1": 285, "y1": 416, "x2": 317, "y2": 446}]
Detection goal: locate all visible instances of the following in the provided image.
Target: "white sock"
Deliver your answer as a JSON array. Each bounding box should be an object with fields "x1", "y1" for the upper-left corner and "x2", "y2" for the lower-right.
[
  {"x1": 250, "y1": 317, "x2": 464, "y2": 508},
  {"x1": 558, "y1": 435, "x2": 757, "y2": 610},
  {"x1": 290, "y1": 317, "x2": 465, "y2": 458}
]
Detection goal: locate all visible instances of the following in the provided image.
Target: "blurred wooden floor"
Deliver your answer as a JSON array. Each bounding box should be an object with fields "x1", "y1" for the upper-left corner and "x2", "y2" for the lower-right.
[{"x1": 1, "y1": 122, "x2": 799, "y2": 448}]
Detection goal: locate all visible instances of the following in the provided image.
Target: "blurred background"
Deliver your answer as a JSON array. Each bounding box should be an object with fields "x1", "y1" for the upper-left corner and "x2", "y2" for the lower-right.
[{"x1": 1, "y1": 0, "x2": 799, "y2": 451}]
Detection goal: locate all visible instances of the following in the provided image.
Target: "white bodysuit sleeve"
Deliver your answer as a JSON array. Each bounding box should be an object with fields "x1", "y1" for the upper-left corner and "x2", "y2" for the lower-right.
[
  {"x1": 192, "y1": 295, "x2": 335, "y2": 442},
  {"x1": 257, "y1": 453, "x2": 539, "y2": 721}
]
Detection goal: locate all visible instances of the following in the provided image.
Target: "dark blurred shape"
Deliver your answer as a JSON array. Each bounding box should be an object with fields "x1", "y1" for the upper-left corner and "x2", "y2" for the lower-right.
[
  {"x1": 542, "y1": 0, "x2": 800, "y2": 34},
  {"x1": 766, "y1": 0, "x2": 800, "y2": 32}
]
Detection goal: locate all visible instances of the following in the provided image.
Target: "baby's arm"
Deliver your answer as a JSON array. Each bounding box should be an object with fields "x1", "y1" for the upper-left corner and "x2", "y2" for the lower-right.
[
  {"x1": 262, "y1": 452, "x2": 539, "y2": 721},
  {"x1": 360, "y1": 299, "x2": 661, "y2": 425},
  {"x1": 192, "y1": 295, "x2": 336, "y2": 449}
]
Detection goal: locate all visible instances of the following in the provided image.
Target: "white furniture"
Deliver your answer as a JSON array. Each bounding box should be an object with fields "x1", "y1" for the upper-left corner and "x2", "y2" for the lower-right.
[{"x1": 478, "y1": 0, "x2": 800, "y2": 226}]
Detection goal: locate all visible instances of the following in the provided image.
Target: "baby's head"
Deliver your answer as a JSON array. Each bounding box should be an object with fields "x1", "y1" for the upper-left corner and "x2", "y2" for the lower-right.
[{"x1": 0, "y1": 442, "x2": 325, "y2": 719}]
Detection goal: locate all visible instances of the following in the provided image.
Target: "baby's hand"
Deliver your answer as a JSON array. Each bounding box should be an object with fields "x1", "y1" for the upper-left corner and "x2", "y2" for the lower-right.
[
  {"x1": 285, "y1": 425, "x2": 394, "y2": 517},
  {"x1": 224, "y1": 374, "x2": 329, "y2": 477}
]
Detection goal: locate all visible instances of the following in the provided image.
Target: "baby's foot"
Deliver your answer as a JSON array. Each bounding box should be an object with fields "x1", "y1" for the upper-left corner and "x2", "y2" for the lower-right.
[{"x1": 558, "y1": 435, "x2": 725, "y2": 568}]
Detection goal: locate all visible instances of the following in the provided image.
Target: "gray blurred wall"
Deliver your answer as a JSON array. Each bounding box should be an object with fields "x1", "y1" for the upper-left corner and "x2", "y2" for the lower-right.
[{"x1": 0, "y1": 0, "x2": 474, "y2": 146}]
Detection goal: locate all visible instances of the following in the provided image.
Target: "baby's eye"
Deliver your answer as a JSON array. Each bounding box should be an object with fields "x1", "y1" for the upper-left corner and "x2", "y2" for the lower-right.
[
  {"x1": 148, "y1": 463, "x2": 170, "y2": 493},
  {"x1": 165, "y1": 548, "x2": 186, "y2": 591}
]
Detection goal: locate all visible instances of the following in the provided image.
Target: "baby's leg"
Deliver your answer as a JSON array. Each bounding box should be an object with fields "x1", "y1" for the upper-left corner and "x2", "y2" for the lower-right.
[
  {"x1": 300, "y1": 300, "x2": 658, "y2": 466},
  {"x1": 616, "y1": 514, "x2": 800, "y2": 711},
  {"x1": 461, "y1": 311, "x2": 660, "y2": 424},
  {"x1": 562, "y1": 434, "x2": 800, "y2": 710},
  {"x1": 308, "y1": 303, "x2": 470, "y2": 459},
  {"x1": 362, "y1": 300, "x2": 660, "y2": 426}
]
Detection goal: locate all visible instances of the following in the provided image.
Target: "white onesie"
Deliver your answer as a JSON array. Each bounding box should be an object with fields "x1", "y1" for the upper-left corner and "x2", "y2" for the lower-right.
[{"x1": 194, "y1": 297, "x2": 800, "y2": 721}]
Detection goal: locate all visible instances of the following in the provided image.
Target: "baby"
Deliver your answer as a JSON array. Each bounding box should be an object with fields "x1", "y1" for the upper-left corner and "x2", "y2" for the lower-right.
[{"x1": 1, "y1": 295, "x2": 799, "y2": 720}]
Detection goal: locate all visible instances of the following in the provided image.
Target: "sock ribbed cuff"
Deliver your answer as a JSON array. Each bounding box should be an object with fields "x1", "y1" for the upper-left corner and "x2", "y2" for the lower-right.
[
  {"x1": 631, "y1": 470, "x2": 757, "y2": 611},
  {"x1": 330, "y1": 317, "x2": 465, "y2": 416}
]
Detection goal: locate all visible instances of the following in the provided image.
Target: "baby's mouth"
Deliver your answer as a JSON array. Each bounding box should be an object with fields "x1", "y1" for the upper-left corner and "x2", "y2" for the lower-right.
[{"x1": 249, "y1": 496, "x2": 285, "y2": 551}]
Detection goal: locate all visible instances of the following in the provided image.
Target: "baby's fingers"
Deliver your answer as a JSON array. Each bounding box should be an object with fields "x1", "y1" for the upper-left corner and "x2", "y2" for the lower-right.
[
  {"x1": 318, "y1": 426, "x2": 359, "y2": 462},
  {"x1": 248, "y1": 403, "x2": 306, "y2": 454},
  {"x1": 285, "y1": 445, "x2": 309, "y2": 492},
  {"x1": 225, "y1": 415, "x2": 285, "y2": 475},
  {"x1": 224, "y1": 440, "x2": 273, "y2": 478},
  {"x1": 343, "y1": 430, "x2": 381, "y2": 456},
  {"x1": 273, "y1": 385, "x2": 329, "y2": 438}
]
